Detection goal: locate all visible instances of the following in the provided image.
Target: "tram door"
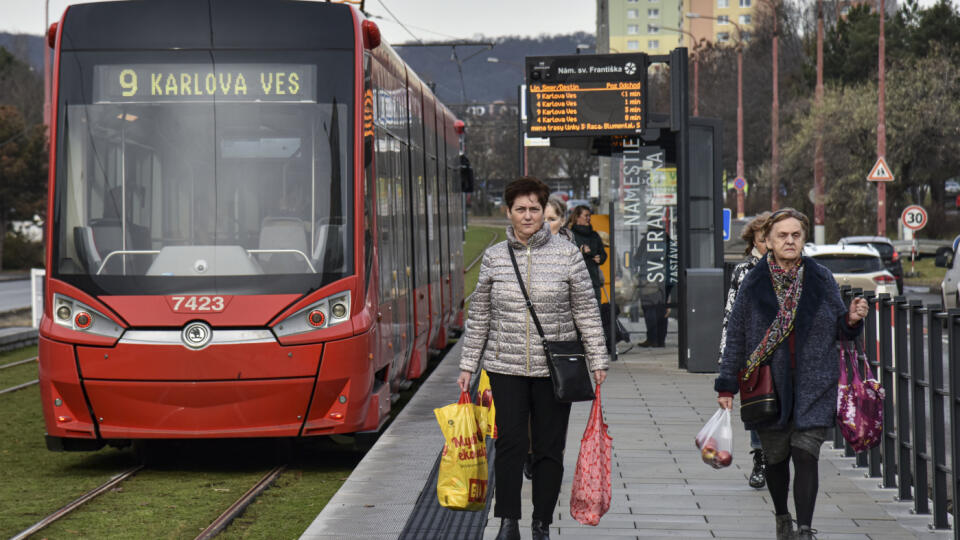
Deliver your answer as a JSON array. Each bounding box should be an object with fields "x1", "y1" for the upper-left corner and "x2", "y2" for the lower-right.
[
  {"x1": 435, "y1": 101, "x2": 450, "y2": 328},
  {"x1": 423, "y1": 95, "x2": 443, "y2": 345},
  {"x1": 407, "y1": 82, "x2": 430, "y2": 351}
]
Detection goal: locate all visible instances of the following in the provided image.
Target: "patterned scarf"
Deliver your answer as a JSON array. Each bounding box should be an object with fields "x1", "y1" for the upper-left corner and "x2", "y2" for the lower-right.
[{"x1": 742, "y1": 252, "x2": 804, "y2": 381}]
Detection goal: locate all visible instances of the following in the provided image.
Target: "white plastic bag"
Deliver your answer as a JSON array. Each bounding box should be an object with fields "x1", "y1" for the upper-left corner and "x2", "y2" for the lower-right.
[{"x1": 695, "y1": 408, "x2": 734, "y2": 469}]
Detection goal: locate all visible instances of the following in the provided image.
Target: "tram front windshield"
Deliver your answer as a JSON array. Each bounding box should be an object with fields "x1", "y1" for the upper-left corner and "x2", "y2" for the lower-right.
[{"x1": 53, "y1": 52, "x2": 354, "y2": 295}]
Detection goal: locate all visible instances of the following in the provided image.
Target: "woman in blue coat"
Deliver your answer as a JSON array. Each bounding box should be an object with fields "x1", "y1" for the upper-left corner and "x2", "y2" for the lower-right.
[{"x1": 715, "y1": 208, "x2": 868, "y2": 540}]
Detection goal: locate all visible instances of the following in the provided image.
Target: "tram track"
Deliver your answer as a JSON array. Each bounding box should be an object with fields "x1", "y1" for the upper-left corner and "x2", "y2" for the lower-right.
[
  {"x1": 0, "y1": 356, "x2": 37, "y2": 370},
  {"x1": 9, "y1": 465, "x2": 143, "y2": 540},
  {"x1": 0, "y1": 379, "x2": 38, "y2": 395},
  {"x1": 194, "y1": 465, "x2": 287, "y2": 540}
]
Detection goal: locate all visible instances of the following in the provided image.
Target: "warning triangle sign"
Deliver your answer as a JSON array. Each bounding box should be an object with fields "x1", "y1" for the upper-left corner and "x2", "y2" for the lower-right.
[{"x1": 867, "y1": 157, "x2": 894, "y2": 182}]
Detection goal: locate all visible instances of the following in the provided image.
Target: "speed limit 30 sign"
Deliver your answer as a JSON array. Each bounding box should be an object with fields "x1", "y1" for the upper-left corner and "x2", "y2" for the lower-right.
[{"x1": 901, "y1": 205, "x2": 928, "y2": 231}]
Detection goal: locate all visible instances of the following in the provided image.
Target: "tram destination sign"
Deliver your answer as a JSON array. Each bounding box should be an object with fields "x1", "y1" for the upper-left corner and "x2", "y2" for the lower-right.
[
  {"x1": 525, "y1": 53, "x2": 648, "y2": 137},
  {"x1": 93, "y1": 64, "x2": 317, "y2": 104}
]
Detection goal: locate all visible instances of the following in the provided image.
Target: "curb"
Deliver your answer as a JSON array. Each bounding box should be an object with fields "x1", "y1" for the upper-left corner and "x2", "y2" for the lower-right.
[{"x1": 0, "y1": 327, "x2": 38, "y2": 352}]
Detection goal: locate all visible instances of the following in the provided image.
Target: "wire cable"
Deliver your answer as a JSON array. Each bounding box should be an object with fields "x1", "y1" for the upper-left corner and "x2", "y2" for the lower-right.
[{"x1": 373, "y1": 0, "x2": 423, "y2": 44}]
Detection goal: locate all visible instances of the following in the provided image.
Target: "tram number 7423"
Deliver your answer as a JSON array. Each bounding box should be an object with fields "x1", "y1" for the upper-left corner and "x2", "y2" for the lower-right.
[{"x1": 168, "y1": 296, "x2": 228, "y2": 313}]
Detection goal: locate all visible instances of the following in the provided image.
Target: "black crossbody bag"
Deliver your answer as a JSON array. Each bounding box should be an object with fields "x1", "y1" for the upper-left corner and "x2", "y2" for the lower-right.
[{"x1": 508, "y1": 245, "x2": 596, "y2": 403}]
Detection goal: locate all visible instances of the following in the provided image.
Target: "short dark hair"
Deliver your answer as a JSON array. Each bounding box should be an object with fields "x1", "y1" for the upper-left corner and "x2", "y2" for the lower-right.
[
  {"x1": 762, "y1": 207, "x2": 809, "y2": 241},
  {"x1": 504, "y1": 176, "x2": 549, "y2": 210}
]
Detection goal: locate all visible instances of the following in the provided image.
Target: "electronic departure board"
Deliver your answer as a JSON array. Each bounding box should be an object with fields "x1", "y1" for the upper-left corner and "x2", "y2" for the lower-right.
[{"x1": 525, "y1": 53, "x2": 648, "y2": 137}]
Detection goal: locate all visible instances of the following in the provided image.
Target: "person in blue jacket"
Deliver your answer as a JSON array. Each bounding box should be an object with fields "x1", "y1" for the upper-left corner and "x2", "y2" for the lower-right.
[{"x1": 715, "y1": 208, "x2": 868, "y2": 540}]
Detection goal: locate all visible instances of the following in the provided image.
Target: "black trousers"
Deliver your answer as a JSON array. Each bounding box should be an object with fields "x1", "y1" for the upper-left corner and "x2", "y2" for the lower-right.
[
  {"x1": 643, "y1": 303, "x2": 667, "y2": 346},
  {"x1": 487, "y1": 372, "x2": 572, "y2": 524}
]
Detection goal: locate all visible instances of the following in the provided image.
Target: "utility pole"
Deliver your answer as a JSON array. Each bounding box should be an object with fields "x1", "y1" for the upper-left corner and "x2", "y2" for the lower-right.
[
  {"x1": 814, "y1": 0, "x2": 825, "y2": 244},
  {"x1": 876, "y1": 0, "x2": 887, "y2": 236},
  {"x1": 392, "y1": 41, "x2": 494, "y2": 105},
  {"x1": 769, "y1": 0, "x2": 780, "y2": 210}
]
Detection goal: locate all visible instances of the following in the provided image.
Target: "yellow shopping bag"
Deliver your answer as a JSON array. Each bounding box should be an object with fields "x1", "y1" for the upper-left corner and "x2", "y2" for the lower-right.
[
  {"x1": 476, "y1": 369, "x2": 497, "y2": 439},
  {"x1": 435, "y1": 391, "x2": 488, "y2": 511}
]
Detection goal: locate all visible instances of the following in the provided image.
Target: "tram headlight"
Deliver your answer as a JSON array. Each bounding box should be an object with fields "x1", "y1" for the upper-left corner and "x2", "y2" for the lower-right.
[
  {"x1": 51, "y1": 293, "x2": 124, "y2": 338},
  {"x1": 273, "y1": 291, "x2": 352, "y2": 337}
]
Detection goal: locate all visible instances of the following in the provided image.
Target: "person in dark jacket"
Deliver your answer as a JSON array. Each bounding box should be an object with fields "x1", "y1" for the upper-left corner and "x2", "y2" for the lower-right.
[
  {"x1": 567, "y1": 205, "x2": 607, "y2": 304},
  {"x1": 719, "y1": 212, "x2": 771, "y2": 489},
  {"x1": 715, "y1": 208, "x2": 868, "y2": 540}
]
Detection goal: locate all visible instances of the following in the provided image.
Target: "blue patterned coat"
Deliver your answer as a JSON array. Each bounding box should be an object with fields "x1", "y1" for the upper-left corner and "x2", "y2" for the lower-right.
[{"x1": 714, "y1": 256, "x2": 863, "y2": 431}]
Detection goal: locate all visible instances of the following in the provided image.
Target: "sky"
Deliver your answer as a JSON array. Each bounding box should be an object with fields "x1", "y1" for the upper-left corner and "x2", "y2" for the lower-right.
[{"x1": 0, "y1": 0, "x2": 597, "y2": 42}]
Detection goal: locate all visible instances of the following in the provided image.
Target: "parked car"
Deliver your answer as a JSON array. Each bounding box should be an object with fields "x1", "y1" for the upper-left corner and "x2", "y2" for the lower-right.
[
  {"x1": 945, "y1": 179, "x2": 960, "y2": 195},
  {"x1": 804, "y1": 243, "x2": 899, "y2": 297},
  {"x1": 934, "y1": 235, "x2": 960, "y2": 309},
  {"x1": 838, "y1": 236, "x2": 903, "y2": 292}
]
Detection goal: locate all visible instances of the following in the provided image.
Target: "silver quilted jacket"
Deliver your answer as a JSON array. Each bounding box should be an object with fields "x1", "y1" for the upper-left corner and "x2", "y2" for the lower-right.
[{"x1": 460, "y1": 222, "x2": 609, "y2": 377}]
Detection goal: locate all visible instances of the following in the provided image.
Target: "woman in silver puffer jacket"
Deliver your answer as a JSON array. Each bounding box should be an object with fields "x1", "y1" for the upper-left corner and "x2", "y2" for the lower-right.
[{"x1": 458, "y1": 177, "x2": 608, "y2": 540}]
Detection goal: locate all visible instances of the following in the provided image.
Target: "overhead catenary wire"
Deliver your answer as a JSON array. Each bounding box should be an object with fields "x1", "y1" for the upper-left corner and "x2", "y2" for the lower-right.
[{"x1": 373, "y1": 0, "x2": 423, "y2": 45}]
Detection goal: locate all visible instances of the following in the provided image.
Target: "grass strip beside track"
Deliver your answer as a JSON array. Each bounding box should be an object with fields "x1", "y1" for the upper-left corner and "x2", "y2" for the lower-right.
[
  {"x1": 464, "y1": 225, "x2": 506, "y2": 302},
  {"x1": 0, "y1": 384, "x2": 139, "y2": 537}
]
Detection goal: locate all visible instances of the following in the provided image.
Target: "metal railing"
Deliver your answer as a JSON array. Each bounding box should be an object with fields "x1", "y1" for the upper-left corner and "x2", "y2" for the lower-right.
[{"x1": 836, "y1": 286, "x2": 960, "y2": 535}]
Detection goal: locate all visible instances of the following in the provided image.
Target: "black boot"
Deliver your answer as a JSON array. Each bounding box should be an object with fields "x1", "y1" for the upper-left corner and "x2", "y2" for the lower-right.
[
  {"x1": 749, "y1": 448, "x2": 766, "y2": 489},
  {"x1": 495, "y1": 518, "x2": 520, "y2": 540},
  {"x1": 531, "y1": 519, "x2": 550, "y2": 540},
  {"x1": 797, "y1": 526, "x2": 818, "y2": 539}
]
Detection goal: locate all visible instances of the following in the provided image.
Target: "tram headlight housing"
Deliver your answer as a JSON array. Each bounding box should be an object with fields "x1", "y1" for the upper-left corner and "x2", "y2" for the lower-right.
[
  {"x1": 52, "y1": 294, "x2": 124, "y2": 338},
  {"x1": 273, "y1": 291, "x2": 352, "y2": 337}
]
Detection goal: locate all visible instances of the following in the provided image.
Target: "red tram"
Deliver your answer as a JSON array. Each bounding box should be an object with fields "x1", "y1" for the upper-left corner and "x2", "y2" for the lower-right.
[{"x1": 40, "y1": 0, "x2": 466, "y2": 450}]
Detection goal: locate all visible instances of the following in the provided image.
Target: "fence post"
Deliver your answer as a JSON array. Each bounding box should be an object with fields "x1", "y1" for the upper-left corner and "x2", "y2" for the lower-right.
[
  {"x1": 947, "y1": 309, "x2": 960, "y2": 537},
  {"x1": 865, "y1": 291, "x2": 882, "y2": 478},
  {"x1": 878, "y1": 293, "x2": 897, "y2": 489},
  {"x1": 928, "y1": 305, "x2": 949, "y2": 529},
  {"x1": 836, "y1": 286, "x2": 852, "y2": 452},
  {"x1": 910, "y1": 299, "x2": 928, "y2": 515},
  {"x1": 894, "y1": 296, "x2": 913, "y2": 501},
  {"x1": 853, "y1": 287, "x2": 868, "y2": 468}
]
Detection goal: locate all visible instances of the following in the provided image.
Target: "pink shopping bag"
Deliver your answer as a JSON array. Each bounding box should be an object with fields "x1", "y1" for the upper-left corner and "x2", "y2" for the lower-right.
[
  {"x1": 837, "y1": 341, "x2": 885, "y2": 452},
  {"x1": 570, "y1": 385, "x2": 612, "y2": 526}
]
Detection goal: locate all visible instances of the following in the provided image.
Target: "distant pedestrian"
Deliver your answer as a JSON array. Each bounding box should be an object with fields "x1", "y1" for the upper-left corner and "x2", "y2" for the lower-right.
[
  {"x1": 544, "y1": 197, "x2": 573, "y2": 242},
  {"x1": 715, "y1": 208, "x2": 867, "y2": 540},
  {"x1": 718, "y1": 212, "x2": 771, "y2": 489},
  {"x1": 635, "y1": 237, "x2": 670, "y2": 348},
  {"x1": 567, "y1": 205, "x2": 607, "y2": 304},
  {"x1": 459, "y1": 177, "x2": 609, "y2": 540}
]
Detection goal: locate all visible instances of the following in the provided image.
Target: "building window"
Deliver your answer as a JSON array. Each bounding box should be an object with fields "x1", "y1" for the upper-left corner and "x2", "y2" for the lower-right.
[
  {"x1": 627, "y1": 0, "x2": 639, "y2": 2},
  {"x1": 627, "y1": 9, "x2": 639, "y2": 18},
  {"x1": 740, "y1": 14, "x2": 751, "y2": 24},
  {"x1": 647, "y1": 24, "x2": 659, "y2": 33},
  {"x1": 841, "y1": 5, "x2": 850, "y2": 14},
  {"x1": 627, "y1": 24, "x2": 639, "y2": 34},
  {"x1": 739, "y1": 0, "x2": 751, "y2": 6},
  {"x1": 741, "y1": 31, "x2": 751, "y2": 42},
  {"x1": 717, "y1": 0, "x2": 729, "y2": 7},
  {"x1": 717, "y1": 15, "x2": 729, "y2": 24},
  {"x1": 627, "y1": 40, "x2": 640, "y2": 50},
  {"x1": 717, "y1": 32, "x2": 730, "y2": 42},
  {"x1": 648, "y1": 40, "x2": 660, "y2": 49},
  {"x1": 648, "y1": 8, "x2": 660, "y2": 17}
]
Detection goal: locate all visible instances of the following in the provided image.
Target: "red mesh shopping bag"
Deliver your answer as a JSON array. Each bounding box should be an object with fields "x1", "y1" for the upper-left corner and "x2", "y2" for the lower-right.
[{"x1": 570, "y1": 385, "x2": 612, "y2": 526}]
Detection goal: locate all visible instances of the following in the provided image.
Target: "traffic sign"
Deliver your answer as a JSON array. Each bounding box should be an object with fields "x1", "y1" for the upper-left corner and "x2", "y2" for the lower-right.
[
  {"x1": 722, "y1": 208, "x2": 732, "y2": 241},
  {"x1": 901, "y1": 205, "x2": 927, "y2": 231},
  {"x1": 733, "y1": 177, "x2": 746, "y2": 190},
  {"x1": 867, "y1": 157, "x2": 894, "y2": 182}
]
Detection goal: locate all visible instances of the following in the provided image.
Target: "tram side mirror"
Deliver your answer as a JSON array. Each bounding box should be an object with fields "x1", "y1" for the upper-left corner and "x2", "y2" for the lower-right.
[
  {"x1": 459, "y1": 154, "x2": 475, "y2": 193},
  {"x1": 935, "y1": 247, "x2": 953, "y2": 268}
]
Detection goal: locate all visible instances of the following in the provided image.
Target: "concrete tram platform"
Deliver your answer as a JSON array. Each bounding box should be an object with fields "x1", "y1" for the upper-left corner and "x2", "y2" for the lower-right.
[{"x1": 301, "y1": 321, "x2": 951, "y2": 539}]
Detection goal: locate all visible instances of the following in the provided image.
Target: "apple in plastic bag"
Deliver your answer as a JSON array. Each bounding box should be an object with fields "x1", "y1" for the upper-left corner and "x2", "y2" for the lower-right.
[
  {"x1": 714, "y1": 450, "x2": 733, "y2": 468},
  {"x1": 701, "y1": 444, "x2": 717, "y2": 465}
]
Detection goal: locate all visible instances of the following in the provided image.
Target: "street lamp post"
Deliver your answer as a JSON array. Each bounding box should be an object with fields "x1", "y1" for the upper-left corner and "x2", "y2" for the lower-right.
[
  {"x1": 688, "y1": 13, "x2": 745, "y2": 218},
  {"x1": 814, "y1": 0, "x2": 825, "y2": 244},
  {"x1": 876, "y1": 0, "x2": 887, "y2": 236},
  {"x1": 760, "y1": 0, "x2": 780, "y2": 211}
]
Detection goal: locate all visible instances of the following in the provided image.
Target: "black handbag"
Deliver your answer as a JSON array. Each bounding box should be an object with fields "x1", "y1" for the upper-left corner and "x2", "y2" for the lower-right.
[{"x1": 508, "y1": 246, "x2": 596, "y2": 403}]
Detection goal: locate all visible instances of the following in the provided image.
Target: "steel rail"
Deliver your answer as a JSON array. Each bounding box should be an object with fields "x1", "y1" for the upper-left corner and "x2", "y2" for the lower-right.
[
  {"x1": 194, "y1": 465, "x2": 287, "y2": 540},
  {"x1": 465, "y1": 229, "x2": 499, "y2": 273},
  {"x1": 10, "y1": 465, "x2": 143, "y2": 540},
  {"x1": 0, "y1": 379, "x2": 39, "y2": 395},
  {"x1": 0, "y1": 356, "x2": 38, "y2": 370}
]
